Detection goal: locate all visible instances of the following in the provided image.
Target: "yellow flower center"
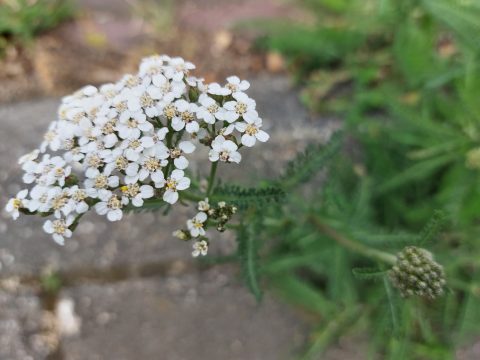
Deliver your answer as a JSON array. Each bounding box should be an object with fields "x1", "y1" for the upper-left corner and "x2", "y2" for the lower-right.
[
  {"x1": 166, "y1": 178, "x2": 178, "y2": 191},
  {"x1": 129, "y1": 140, "x2": 141, "y2": 149},
  {"x1": 72, "y1": 190, "x2": 87, "y2": 202},
  {"x1": 102, "y1": 120, "x2": 116, "y2": 134},
  {"x1": 207, "y1": 104, "x2": 219, "y2": 114},
  {"x1": 144, "y1": 157, "x2": 161, "y2": 171},
  {"x1": 94, "y1": 175, "x2": 108, "y2": 189},
  {"x1": 52, "y1": 195, "x2": 68, "y2": 210},
  {"x1": 235, "y1": 102, "x2": 247, "y2": 115},
  {"x1": 87, "y1": 154, "x2": 102, "y2": 168},
  {"x1": 181, "y1": 111, "x2": 194, "y2": 123},
  {"x1": 13, "y1": 198, "x2": 23, "y2": 209},
  {"x1": 140, "y1": 93, "x2": 154, "y2": 107},
  {"x1": 115, "y1": 156, "x2": 128, "y2": 170},
  {"x1": 219, "y1": 151, "x2": 230, "y2": 162},
  {"x1": 121, "y1": 183, "x2": 140, "y2": 198},
  {"x1": 193, "y1": 220, "x2": 203, "y2": 229},
  {"x1": 115, "y1": 102, "x2": 127, "y2": 112},
  {"x1": 52, "y1": 220, "x2": 67, "y2": 235},
  {"x1": 245, "y1": 124, "x2": 258, "y2": 136},
  {"x1": 54, "y1": 167, "x2": 65, "y2": 178},
  {"x1": 127, "y1": 119, "x2": 138, "y2": 129},
  {"x1": 107, "y1": 195, "x2": 122, "y2": 209},
  {"x1": 163, "y1": 104, "x2": 177, "y2": 118},
  {"x1": 170, "y1": 148, "x2": 181, "y2": 158}
]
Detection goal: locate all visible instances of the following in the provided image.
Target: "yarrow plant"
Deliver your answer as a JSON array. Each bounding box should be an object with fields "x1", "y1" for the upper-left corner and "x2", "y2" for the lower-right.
[{"x1": 5, "y1": 55, "x2": 269, "y2": 255}]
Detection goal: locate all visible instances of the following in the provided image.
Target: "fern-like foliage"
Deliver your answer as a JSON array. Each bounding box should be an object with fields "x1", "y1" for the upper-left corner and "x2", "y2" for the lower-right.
[
  {"x1": 213, "y1": 185, "x2": 285, "y2": 210},
  {"x1": 278, "y1": 130, "x2": 343, "y2": 190},
  {"x1": 416, "y1": 210, "x2": 447, "y2": 246},
  {"x1": 236, "y1": 219, "x2": 262, "y2": 301}
]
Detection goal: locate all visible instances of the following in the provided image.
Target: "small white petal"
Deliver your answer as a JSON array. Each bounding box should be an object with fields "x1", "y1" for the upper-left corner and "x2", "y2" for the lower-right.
[
  {"x1": 174, "y1": 156, "x2": 189, "y2": 170},
  {"x1": 163, "y1": 190, "x2": 178, "y2": 204},
  {"x1": 241, "y1": 134, "x2": 256, "y2": 147}
]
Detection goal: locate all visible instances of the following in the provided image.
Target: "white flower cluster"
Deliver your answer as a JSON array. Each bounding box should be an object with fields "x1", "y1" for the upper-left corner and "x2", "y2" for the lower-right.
[
  {"x1": 5, "y1": 55, "x2": 269, "y2": 246},
  {"x1": 173, "y1": 198, "x2": 237, "y2": 257}
]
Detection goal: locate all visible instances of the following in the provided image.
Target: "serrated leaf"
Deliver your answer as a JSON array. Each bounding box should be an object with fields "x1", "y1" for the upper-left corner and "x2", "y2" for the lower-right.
[
  {"x1": 237, "y1": 222, "x2": 262, "y2": 301},
  {"x1": 416, "y1": 210, "x2": 448, "y2": 246},
  {"x1": 213, "y1": 185, "x2": 285, "y2": 210},
  {"x1": 279, "y1": 131, "x2": 343, "y2": 190}
]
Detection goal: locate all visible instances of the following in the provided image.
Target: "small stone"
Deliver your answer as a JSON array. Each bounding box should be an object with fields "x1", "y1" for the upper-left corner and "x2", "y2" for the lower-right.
[{"x1": 56, "y1": 298, "x2": 81, "y2": 337}]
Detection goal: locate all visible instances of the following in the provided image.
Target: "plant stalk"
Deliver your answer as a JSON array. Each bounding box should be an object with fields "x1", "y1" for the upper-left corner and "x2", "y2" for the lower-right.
[
  {"x1": 309, "y1": 216, "x2": 396, "y2": 265},
  {"x1": 206, "y1": 161, "x2": 218, "y2": 196}
]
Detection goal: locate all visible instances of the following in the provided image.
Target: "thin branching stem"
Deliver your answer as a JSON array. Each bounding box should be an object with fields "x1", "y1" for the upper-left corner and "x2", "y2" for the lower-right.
[
  {"x1": 309, "y1": 215, "x2": 397, "y2": 265},
  {"x1": 206, "y1": 161, "x2": 218, "y2": 196}
]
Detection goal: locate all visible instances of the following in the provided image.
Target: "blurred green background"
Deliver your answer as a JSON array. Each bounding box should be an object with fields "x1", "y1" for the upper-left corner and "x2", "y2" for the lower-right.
[{"x1": 252, "y1": 0, "x2": 480, "y2": 359}]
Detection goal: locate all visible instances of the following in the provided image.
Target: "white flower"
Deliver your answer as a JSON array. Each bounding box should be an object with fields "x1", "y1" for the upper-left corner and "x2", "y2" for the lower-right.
[
  {"x1": 68, "y1": 186, "x2": 89, "y2": 214},
  {"x1": 120, "y1": 183, "x2": 154, "y2": 207},
  {"x1": 84, "y1": 169, "x2": 119, "y2": 197},
  {"x1": 170, "y1": 141, "x2": 195, "y2": 170},
  {"x1": 43, "y1": 216, "x2": 75, "y2": 245},
  {"x1": 196, "y1": 94, "x2": 225, "y2": 124},
  {"x1": 208, "y1": 135, "x2": 241, "y2": 163},
  {"x1": 173, "y1": 229, "x2": 189, "y2": 240},
  {"x1": 223, "y1": 92, "x2": 257, "y2": 123},
  {"x1": 192, "y1": 240, "x2": 208, "y2": 257},
  {"x1": 94, "y1": 190, "x2": 123, "y2": 221},
  {"x1": 125, "y1": 85, "x2": 160, "y2": 118},
  {"x1": 7, "y1": 54, "x2": 271, "y2": 248},
  {"x1": 44, "y1": 156, "x2": 72, "y2": 187},
  {"x1": 120, "y1": 136, "x2": 155, "y2": 162},
  {"x1": 150, "y1": 74, "x2": 185, "y2": 103},
  {"x1": 225, "y1": 76, "x2": 250, "y2": 93},
  {"x1": 116, "y1": 112, "x2": 153, "y2": 140},
  {"x1": 161, "y1": 169, "x2": 191, "y2": 204},
  {"x1": 40, "y1": 122, "x2": 62, "y2": 152},
  {"x1": 125, "y1": 155, "x2": 167, "y2": 185},
  {"x1": 198, "y1": 198, "x2": 210, "y2": 212},
  {"x1": 187, "y1": 212, "x2": 208, "y2": 237},
  {"x1": 164, "y1": 57, "x2": 195, "y2": 81},
  {"x1": 235, "y1": 117, "x2": 270, "y2": 147},
  {"x1": 48, "y1": 187, "x2": 75, "y2": 218},
  {"x1": 18, "y1": 150, "x2": 40, "y2": 166},
  {"x1": 171, "y1": 100, "x2": 199, "y2": 133},
  {"x1": 28, "y1": 185, "x2": 52, "y2": 213},
  {"x1": 84, "y1": 152, "x2": 105, "y2": 178},
  {"x1": 206, "y1": 82, "x2": 230, "y2": 96},
  {"x1": 5, "y1": 189, "x2": 29, "y2": 220}
]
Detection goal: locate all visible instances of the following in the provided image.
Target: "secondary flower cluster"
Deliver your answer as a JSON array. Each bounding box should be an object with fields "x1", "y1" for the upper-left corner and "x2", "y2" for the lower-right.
[
  {"x1": 5, "y1": 55, "x2": 269, "y2": 247},
  {"x1": 173, "y1": 198, "x2": 237, "y2": 257}
]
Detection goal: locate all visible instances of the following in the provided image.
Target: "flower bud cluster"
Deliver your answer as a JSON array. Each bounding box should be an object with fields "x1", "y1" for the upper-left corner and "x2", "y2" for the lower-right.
[
  {"x1": 5, "y1": 55, "x2": 269, "y2": 246},
  {"x1": 389, "y1": 246, "x2": 446, "y2": 300}
]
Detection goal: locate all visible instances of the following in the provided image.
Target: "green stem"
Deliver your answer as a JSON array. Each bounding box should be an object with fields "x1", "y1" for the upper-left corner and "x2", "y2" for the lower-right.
[
  {"x1": 206, "y1": 161, "x2": 218, "y2": 196},
  {"x1": 180, "y1": 191, "x2": 204, "y2": 202},
  {"x1": 309, "y1": 216, "x2": 396, "y2": 265}
]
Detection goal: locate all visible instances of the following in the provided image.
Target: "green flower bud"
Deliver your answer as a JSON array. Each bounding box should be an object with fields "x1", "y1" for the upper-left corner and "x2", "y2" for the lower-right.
[{"x1": 389, "y1": 246, "x2": 446, "y2": 300}]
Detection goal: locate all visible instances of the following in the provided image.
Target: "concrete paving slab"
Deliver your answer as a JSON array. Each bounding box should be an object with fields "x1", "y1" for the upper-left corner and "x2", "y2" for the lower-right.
[{"x1": 60, "y1": 266, "x2": 308, "y2": 360}]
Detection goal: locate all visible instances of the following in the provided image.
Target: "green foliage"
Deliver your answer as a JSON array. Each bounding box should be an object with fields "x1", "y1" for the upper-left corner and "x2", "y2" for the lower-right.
[
  {"x1": 40, "y1": 271, "x2": 62, "y2": 295},
  {"x1": 278, "y1": 130, "x2": 343, "y2": 190},
  {"x1": 236, "y1": 216, "x2": 262, "y2": 301},
  {"x1": 0, "y1": 0, "x2": 74, "y2": 53},
  {"x1": 213, "y1": 184, "x2": 285, "y2": 210},
  {"x1": 237, "y1": 0, "x2": 480, "y2": 356}
]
